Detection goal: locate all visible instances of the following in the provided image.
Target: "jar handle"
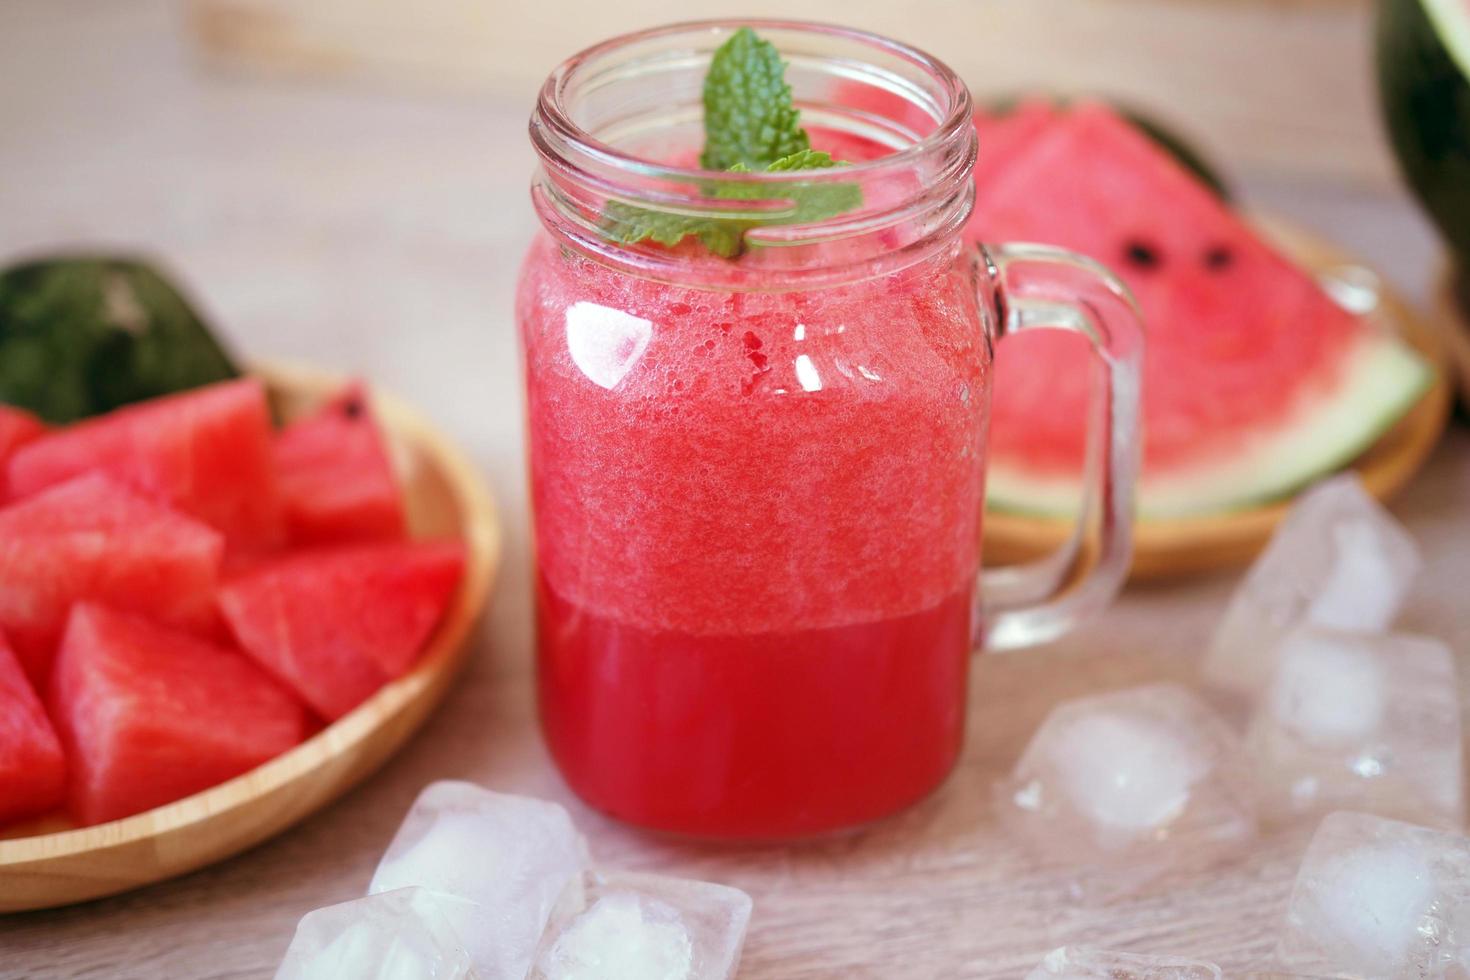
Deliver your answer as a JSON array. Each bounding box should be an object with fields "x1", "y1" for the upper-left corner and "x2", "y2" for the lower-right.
[{"x1": 974, "y1": 242, "x2": 1145, "y2": 651}]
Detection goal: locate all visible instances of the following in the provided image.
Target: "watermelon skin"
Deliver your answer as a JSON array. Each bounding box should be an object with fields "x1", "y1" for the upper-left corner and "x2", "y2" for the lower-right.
[
  {"x1": 1378, "y1": 0, "x2": 1470, "y2": 270},
  {"x1": 274, "y1": 384, "x2": 407, "y2": 546},
  {"x1": 0, "y1": 474, "x2": 224, "y2": 684},
  {"x1": 49, "y1": 603, "x2": 308, "y2": 826},
  {"x1": 218, "y1": 540, "x2": 465, "y2": 721},
  {"x1": 6, "y1": 378, "x2": 284, "y2": 553},
  {"x1": 969, "y1": 104, "x2": 1433, "y2": 517},
  {"x1": 0, "y1": 629, "x2": 67, "y2": 824}
]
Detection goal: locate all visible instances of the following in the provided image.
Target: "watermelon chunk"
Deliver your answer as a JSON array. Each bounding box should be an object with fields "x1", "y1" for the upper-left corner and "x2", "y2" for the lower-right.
[
  {"x1": 6, "y1": 378, "x2": 284, "y2": 552},
  {"x1": 0, "y1": 405, "x2": 44, "y2": 502},
  {"x1": 0, "y1": 406, "x2": 44, "y2": 464},
  {"x1": 49, "y1": 603, "x2": 308, "y2": 826},
  {"x1": 968, "y1": 104, "x2": 1433, "y2": 517},
  {"x1": 0, "y1": 474, "x2": 224, "y2": 683},
  {"x1": 274, "y1": 384, "x2": 407, "y2": 546},
  {"x1": 0, "y1": 628, "x2": 66, "y2": 824},
  {"x1": 218, "y1": 540, "x2": 465, "y2": 720}
]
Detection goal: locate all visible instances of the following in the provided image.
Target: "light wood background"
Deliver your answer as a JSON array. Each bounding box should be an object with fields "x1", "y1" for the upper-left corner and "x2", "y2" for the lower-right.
[
  {"x1": 2, "y1": 0, "x2": 1468, "y2": 976},
  {"x1": 188, "y1": 0, "x2": 1393, "y2": 183}
]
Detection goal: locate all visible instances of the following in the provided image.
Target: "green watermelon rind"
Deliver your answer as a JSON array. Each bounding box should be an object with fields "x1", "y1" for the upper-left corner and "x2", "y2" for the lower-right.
[
  {"x1": 985, "y1": 330, "x2": 1434, "y2": 520},
  {"x1": 1378, "y1": 0, "x2": 1470, "y2": 267},
  {"x1": 1421, "y1": 0, "x2": 1470, "y2": 77}
]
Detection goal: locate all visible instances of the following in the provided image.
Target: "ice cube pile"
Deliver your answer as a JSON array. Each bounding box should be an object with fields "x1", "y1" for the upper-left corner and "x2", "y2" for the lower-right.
[
  {"x1": 1200, "y1": 473, "x2": 1463, "y2": 830},
  {"x1": 1200, "y1": 475, "x2": 1422, "y2": 704},
  {"x1": 997, "y1": 474, "x2": 1463, "y2": 898},
  {"x1": 274, "y1": 781, "x2": 752, "y2": 980}
]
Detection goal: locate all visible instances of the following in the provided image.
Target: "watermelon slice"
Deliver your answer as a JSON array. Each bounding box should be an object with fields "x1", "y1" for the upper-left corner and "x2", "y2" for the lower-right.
[
  {"x1": 218, "y1": 540, "x2": 465, "y2": 721},
  {"x1": 6, "y1": 378, "x2": 284, "y2": 552},
  {"x1": 0, "y1": 473, "x2": 224, "y2": 683},
  {"x1": 274, "y1": 384, "x2": 407, "y2": 545},
  {"x1": 968, "y1": 104, "x2": 1433, "y2": 517},
  {"x1": 0, "y1": 628, "x2": 66, "y2": 824},
  {"x1": 49, "y1": 603, "x2": 308, "y2": 826}
]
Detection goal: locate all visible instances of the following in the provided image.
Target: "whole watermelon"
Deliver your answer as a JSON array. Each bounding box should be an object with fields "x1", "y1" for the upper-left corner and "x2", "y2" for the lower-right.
[
  {"x1": 1377, "y1": 0, "x2": 1470, "y2": 272},
  {"x1": 0, "y1": 257, "x2": 238, "y2": 423}
]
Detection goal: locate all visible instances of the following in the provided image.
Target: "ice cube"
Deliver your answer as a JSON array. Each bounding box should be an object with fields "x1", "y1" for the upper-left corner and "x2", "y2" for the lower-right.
[
  {"x1": 276, "y1": 887, "x2": 478, "y2": 980},
  {"x1": 1200, "y1": 475, "x2": 1421, "y2": 703},
  {"x1": 995, "y1": 683, "x2": 1256, "y2": 898},
  {"x1": 1277, "y1": 812, "x2": 1470, "y2": 978},
  {"x1": 369, "y1": 781, "x2": 589, "y2": 980},
  {"x1": 529, "y1": 870, "x2": 753, "y2": 980},
  {"x1": 1246, "y1": 629, "x2": 1463, "y2": 829},
  {"x1": 1025, "y1": 946, "x2": 1221, "y2": 980}
]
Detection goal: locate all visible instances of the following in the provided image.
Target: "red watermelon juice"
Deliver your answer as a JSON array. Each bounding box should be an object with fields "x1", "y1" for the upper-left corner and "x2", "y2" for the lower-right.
[{"x1": 519, "y1": 231, "x2": 986, "y2": 838}]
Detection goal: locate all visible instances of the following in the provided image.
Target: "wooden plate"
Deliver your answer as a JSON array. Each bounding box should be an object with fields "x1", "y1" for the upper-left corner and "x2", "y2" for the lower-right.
[
  {"x1": 983, "y1": 217, "x2": 1454, "y2": 581},
  {"x1": 0, "y1": 362, "x2": 501, "y2": 913},
  {"x1": 1431, "y1": 264, "x2": 1470, "y2": 405}
]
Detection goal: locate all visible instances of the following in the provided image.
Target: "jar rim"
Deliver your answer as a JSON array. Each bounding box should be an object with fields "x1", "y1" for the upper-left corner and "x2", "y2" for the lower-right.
[
  {"x1": 532, "y1": 18, "x2": 975, "y2": 185},
  {"x1": 527, "y1": 19, "x2": 978, "y2": 289}
]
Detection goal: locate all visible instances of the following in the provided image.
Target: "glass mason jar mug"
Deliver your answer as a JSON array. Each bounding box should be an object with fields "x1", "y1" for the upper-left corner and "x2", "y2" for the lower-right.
[{"x1": 519, "y1": 21, "x2": 1143, "y2": 839}]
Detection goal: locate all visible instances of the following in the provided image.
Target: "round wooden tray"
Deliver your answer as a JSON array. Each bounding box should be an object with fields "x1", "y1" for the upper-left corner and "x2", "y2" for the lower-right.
[
  {"x1": 0, "y1": 363, "x2": 501, "y2": 913},
  {"x1": 983, "y1": 217, "x2": 1454, "y2": 581}
]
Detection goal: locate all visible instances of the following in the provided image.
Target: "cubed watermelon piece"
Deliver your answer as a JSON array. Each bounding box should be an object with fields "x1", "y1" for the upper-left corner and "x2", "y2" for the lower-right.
[
  {"x1": 0, "y1": 474, "x2": 224, "y2": 684},
  {"x1": 0, "y1": 405, "x2": 44, "y2": 464},
  {"x1": 49, "y1": 603, "x2": 309, "y2": 826},
  {"x1": 274, "y1": 383, "x2": 407, "y2": 546},
  {"x1": 0, "y1": 405, "x2": 45, "y2": 503},
  {"x1": 218, "y1": 540, "x2": 465, "y2": 721},
  {"x1": 6, "y1": 378, "x2": 284, "y2": 553},
  {"x1": 0, "y1": 628, "x2": 66, "y2": 824}
]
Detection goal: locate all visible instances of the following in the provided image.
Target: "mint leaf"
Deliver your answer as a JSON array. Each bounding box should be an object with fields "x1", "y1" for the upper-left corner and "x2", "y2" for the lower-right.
[
  {"x1": 714, "y1": 153, "x2": 863, "y2": 231},
  {"x1": 595, "y1": 30, "x2": 863, "y2": 257},
  {"x1": 600, "y1": 200, "x2": 748, "y2": 258},
  {"x1": 599, "y1": 149, "x2": 862, "y2": 258},
  {"x1": 700, "y1": 27, "x2": 810, "y2": 170},
  {"x1": 763, "y1": 149, "x2": 836, "y2": 172}
]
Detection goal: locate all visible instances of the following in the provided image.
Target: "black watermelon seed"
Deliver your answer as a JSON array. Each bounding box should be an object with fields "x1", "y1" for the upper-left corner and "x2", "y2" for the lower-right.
[
  {"x1": 1204, "y1": 245, "x2": 1233, "y2": 271},
  {"x1": 1124, "y1": 240, "x2": 1160, "y2": 269}
]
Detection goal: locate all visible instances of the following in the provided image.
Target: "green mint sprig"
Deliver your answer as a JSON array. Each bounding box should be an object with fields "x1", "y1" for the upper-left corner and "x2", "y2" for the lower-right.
[
  {"x1": 699, "y1": 27, "x2": 810, "y2": 171},
  {"x1": 597, "y1": 27, "x2": 863, "y2": 258}
]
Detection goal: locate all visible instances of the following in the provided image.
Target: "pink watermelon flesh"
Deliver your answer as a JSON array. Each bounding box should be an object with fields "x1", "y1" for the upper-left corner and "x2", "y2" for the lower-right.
[
  {"x1": 970, "y1": 99, "x2": 1059, "y2": 193},
  {"x1": 218, "y1": 540, "x2": 465, "y2": 721},
  {"x1": 49, "y1": 603, "x2": 308, "y2": 826},
  {"x1": 0, "y1": 406, "x2": 44, "y2": 464},
  {"x1": 0, "y1": 628, "x2": 67, "y2": 824},
  {"x1": 6, "y1": 378, "x2": 284, "y2": 553},
  {"x1": 0, "y1": 406, "x2": 45, "y2": 501},
  {"x1": 0, "y1": 474, "x2": 224, "y2": 684},
  {"x1": 967, "y1": 103, "x2": 1430, "y2": 516},
  {"x1": 274, "y1": 383, "x2": 407, "y2": 546}
]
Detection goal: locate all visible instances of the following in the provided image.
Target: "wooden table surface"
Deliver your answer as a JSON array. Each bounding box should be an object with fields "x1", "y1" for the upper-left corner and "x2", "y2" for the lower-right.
[{"x1": 3, "y1": 2, "x2": 1468, "y2": 977}]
